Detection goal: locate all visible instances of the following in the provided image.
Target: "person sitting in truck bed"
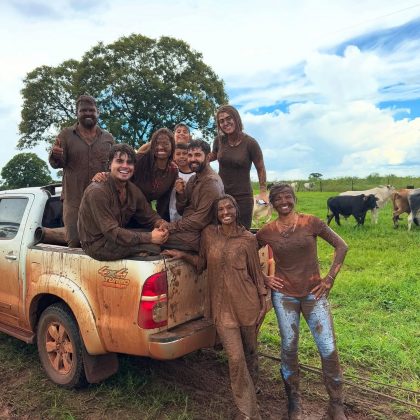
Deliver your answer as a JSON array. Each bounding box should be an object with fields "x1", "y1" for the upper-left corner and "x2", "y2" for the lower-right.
[
  {"x1": 162, "y1": 139, "x2": 224, "y2": 252},
  {"x1": 78, "y1": 144, "x2": 169, "y2": 261}
]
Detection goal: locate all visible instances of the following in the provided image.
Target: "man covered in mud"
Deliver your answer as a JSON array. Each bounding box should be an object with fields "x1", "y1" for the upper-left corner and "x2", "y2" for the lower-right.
[
  {"x1": 163, "y1": 139, "x2": 224, "y2": 251},
  {"x1": 78, "y1": 144, "x2": 169, "y2": 261},
  {"x1": 49, "y1": 95, "x2": 115, "y2": 247}
]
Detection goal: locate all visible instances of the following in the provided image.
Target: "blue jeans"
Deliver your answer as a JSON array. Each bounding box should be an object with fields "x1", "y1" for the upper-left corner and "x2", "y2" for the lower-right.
[{"x1": 272, "y1": 291, "x2": 342, "y2": 384}]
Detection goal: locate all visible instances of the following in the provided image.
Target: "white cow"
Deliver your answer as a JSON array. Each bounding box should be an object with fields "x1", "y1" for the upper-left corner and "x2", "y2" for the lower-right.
[
  {"x1": 290, "y1": 182, "x2": 299, "y2": 192},
  {"x1": 339, "y1": 185, "x2": 395, "y2": 224},
  {"x1": 303, "y1": 182, "x2": 315, "y2": 191}
]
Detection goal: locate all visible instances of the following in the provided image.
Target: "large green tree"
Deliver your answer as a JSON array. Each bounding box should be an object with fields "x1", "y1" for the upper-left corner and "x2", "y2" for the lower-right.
[
  {"x1": 1, "y1": 153, "x2": 53, "y2": 189},
  {"x1": 18, "y1": 34, "x2": 228, "y2": 149}
]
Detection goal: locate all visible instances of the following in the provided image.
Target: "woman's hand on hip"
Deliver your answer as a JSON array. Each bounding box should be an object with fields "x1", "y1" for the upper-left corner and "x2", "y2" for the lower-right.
[
  {"x1": 264, "y1": 274, "x2": 284, "y2": 291},
  {"x1": 311, "y1": 276, "x2": 334, "y2": 300}
]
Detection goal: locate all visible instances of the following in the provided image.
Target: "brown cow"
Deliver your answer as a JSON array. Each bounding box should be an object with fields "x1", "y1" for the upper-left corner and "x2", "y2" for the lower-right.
[{"x1": 391, "y1": 189, "x2": 411, "y2": 228}]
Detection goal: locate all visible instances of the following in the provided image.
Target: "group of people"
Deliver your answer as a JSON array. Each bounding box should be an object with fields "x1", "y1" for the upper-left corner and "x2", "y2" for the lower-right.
[{"x1": 49, "y1": 95, "x2": 348, "y2": 420}]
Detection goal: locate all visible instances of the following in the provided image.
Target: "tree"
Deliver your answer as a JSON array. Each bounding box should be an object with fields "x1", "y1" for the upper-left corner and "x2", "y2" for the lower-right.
[
  {"x1": 309, "y1": 172, "x2": 323, "y2": 179},
  {"x1": 18, "y1": 34, "x2": 228, "y2": 149},
  {"x1": 1, "y1": 153, "x2": 53, "y2": 189}
]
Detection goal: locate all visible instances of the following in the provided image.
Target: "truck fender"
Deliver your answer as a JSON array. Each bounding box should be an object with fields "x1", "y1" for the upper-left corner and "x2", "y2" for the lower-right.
[{"x1": 32, "y1": 274, "x2": 106, "y2": 355}]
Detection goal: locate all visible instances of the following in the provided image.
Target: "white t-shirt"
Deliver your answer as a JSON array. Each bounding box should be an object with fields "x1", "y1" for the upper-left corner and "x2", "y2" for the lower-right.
[{"x1": 169, "y1": 170, "x2": 195, "y2": 221}]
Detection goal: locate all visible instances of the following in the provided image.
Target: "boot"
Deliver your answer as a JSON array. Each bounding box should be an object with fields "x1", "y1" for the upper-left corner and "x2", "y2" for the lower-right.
[
  {"x1": 282, "y1": 373, "x2": 303, "y2": 420},
  {"x1": 325, "y1": 379, "x2": 347, "y2": 420}
]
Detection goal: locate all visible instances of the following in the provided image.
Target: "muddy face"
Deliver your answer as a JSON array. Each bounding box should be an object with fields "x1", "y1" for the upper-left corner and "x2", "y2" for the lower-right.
[
  {"x1": 217, "y1": 112, "x2": 236, "y2": 135},
  {"x1": 188, "y1": 147, "x2": 207, "y2": 173},
  {"x1": 173, "y1": 148, "x2": 189, "y2": 169},
  {"x1": 154, "y1": 135, "x2": 172, "y2": 161},
  {"x1": 272, "y1": 190, "x2": 296, "y2": 216},
  {"x1": 174, "y1": 125, "x2": 191, "y2": 143},
  {"x1": 217, "y1": 198, "x2": 237, "y2": 226},
  {"x1": 77, "y1": 100, "x2": 98, "y2": 129},
  {"x1": 109, "y1": 152, "x2": 135, "y2": 182}
]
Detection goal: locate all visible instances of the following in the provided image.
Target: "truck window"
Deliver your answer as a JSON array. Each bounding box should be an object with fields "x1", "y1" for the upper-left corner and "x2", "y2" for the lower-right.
[
  {"x1": 0, "y1": 198, "x2": 28, "y2": 240},
  {"x1": 42, "y1": 197, "x2": 64, "y2": 228}
]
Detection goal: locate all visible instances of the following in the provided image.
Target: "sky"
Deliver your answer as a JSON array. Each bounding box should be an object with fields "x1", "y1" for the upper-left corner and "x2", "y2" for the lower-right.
[{"x1": 1, "y1": 0, "x2": 420, "y2": 181}]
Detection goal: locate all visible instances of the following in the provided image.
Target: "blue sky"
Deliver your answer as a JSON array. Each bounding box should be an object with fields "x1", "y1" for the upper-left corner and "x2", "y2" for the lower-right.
[{"x1": 1, "y1": 0, "x2": 420, "y2": 181}]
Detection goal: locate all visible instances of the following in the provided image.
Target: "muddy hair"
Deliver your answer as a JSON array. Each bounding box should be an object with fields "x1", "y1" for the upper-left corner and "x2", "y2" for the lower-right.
[
  {"x1": 269, "y1": 183, "x2": 297, "y2": 205},
  {"x1": 108, "y1": 143, "x2": 136, "y2": 167},
  {"x1": 175, "y1": 142, "x2": 189, "y2": 150},
  {"x1": 136, "y1": 128, "x2": 175, "y2": 183},
  {"x1": 215, "y1": 105, "x2": 243, "y2": 145},
  {"x1": 174, "y1": 123, "x2": 191, "y2": 133},
  {"x1": 76, "y1": 95, "x2": 97, "y2": 111},
  {"x1": 187, "y1": 139, "x2": 211, "y2": 155},
  {"x1": 212, "y1": 194, "x2": 242, "y2": 226}
]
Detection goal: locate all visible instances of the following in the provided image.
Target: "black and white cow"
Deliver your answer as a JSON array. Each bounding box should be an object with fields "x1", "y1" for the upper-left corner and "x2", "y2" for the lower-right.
[
  {"x1": 408, "y1": 189, "x2": 420, "y2": 230},
  {"x1": 327, "y1": 194, "x2": 378, "y2": 226}
]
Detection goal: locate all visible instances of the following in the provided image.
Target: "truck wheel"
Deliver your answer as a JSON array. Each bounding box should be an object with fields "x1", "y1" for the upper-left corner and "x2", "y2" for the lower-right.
[{"x1": 37, "y1": 303, "x2": 86, "y2": 388}]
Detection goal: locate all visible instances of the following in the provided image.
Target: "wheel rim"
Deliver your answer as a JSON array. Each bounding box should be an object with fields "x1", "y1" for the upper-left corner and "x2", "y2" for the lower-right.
[{"x1": 45, "y1": 321, "x2": 74, "y2": 375}]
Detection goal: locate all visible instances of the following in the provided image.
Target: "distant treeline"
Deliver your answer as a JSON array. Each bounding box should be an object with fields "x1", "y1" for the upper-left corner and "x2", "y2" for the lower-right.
[{"x1": 257, "y1": 175, "x2": 420, "y2": 192}]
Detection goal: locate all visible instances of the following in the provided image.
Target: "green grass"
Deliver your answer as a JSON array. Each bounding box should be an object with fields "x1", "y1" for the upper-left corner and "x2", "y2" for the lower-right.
[{"x1": 258, "y1": 192, "x2": 420, "y2": 396}]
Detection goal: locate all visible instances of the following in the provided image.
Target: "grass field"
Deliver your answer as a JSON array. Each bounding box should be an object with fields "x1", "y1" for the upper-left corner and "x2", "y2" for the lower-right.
[
  {"x1": 0, "y1": 190, "x2": 419, "y2": 418},
  {"x1": 258, "y1": 192, "x2": 420, "y2": 396}
]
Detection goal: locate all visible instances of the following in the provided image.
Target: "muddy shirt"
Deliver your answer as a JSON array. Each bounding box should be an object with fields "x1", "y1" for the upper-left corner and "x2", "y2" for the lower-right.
[
  {"x1": 212, "y1": 133, "x2": 264, "y2": 197},
  {"x1": 169, "y1": 170, "x2": 195, "y2": 222},
  {"x1": 48, "y1": 124, "x2": 115, "y2": 207},
  {"x1": 256, "y1": 214, "x2": 348, "y2": 297},
  {"x1": 198, "y1": 225, "x2": 266, "y2": 328},
  {"x1": 78, "y1": 177, "x2": 161, "y2": 249},
  {"x1": 132, "y1": 154, "x2": 178, "y2": 220},
  {"x1": 168, "y1": 165, "x2": 224, "y2": 234}
]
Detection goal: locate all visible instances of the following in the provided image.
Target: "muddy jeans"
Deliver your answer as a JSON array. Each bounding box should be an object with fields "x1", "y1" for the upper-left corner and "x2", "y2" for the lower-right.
[
  {"x1": 216, "y1": 325, "x2": 261, "y2": 420},
  {"x1": 63, "y1": 203, "x2": 80, "y2": 248},
  {"x1": 272, "y1": 291, "x2": 342, "y2": 385}
]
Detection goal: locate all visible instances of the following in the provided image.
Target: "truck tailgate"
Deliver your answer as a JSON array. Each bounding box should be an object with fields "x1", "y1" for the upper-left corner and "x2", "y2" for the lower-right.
[{"x1": 165, "y1": 259, "x2": 207, "y2": 329}]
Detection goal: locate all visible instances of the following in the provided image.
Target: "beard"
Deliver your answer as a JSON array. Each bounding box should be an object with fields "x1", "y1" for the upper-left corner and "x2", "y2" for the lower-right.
[
  {"x1": 189, "y1": 161, "x2": 206, "y2": 173},
  {"x1": 79, "y1": 116, "x2": 97, "y2": 129}
]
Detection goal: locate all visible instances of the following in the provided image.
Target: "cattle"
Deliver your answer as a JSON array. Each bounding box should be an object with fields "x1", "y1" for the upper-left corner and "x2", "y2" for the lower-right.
[
  {"x1": 327, "y1": 194, "x2": 378, "y2": 227},
  {"x1": 408, "y1": 189, "x2": 420, "y2": 230},
  {"x1": 304, "y1": 182, "x2": 315, "y2": 191},
  {"x1": 391, "y1": 189, "x2": 411, "y2": 229},
  {"x1": 290, "y1": 182, "x2": 299, "y2": 192},
  {"x1": 339, "y1": 185, "x2": 394, "y2": 224}
]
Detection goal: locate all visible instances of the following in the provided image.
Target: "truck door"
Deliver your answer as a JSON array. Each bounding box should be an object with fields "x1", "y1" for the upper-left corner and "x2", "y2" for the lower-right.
[{"x1": 0, "y1": 197, "x2": 30, "y2": 325}]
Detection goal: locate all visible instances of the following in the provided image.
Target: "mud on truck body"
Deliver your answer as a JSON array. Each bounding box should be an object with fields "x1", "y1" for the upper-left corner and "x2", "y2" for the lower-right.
[{"x1": 0, "y1": 184, "x2": 272, "y2": 387}]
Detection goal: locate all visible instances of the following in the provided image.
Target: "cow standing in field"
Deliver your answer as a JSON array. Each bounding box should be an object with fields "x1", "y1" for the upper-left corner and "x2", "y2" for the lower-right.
[
  {"x1": 290, "y1": 181, "x2": 299, "y2": 192},
  {"x1": 304, "y1": 182, "x2": 314, "y2": 191},
  {"x1": 339, "y1": 185, "x2": 394, "y2": 224},
  {"x1": 392, "y1": 189, "x2": 411, "y2": 229},
  {"x1": 408, "y1": 189, "x2": 420, "y2": 230},
  {"x1": 327, "y1": 194, "x2": 378, "y2": 226}
]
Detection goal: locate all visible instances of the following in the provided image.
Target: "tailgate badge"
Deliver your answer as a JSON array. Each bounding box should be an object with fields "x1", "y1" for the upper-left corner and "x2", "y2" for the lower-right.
[{"x1": 98, "y1": 266, "x2": 130, "y2": 289}]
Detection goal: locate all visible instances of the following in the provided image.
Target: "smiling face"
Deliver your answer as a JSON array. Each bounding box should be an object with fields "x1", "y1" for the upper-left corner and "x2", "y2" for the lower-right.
[
  {"x1": 217, "y1": 198, "x2": 237, "y2": 226},
  {"x1": 271, "y1": 188, "x2": 296, "y2": 216},
  {"x1": 187, "y1": 147, "x2": 207, "y2": 173},
  {"x1": 154, "y1": 134, "x2": 172, "y2": 160},
  {"x1": 217, "y1": 111, "x2": 236, "y2": 135},
  {"x1": 77, "y1": 100, "x2": 98, "y2": 129},
  {"x1": 174, "y1": 125, "x2": 191, "y2": 143},
  {"x1": 109, "y1": 152, "x2": 135, "y2": 183},
  {"x1": 173, "y1": 148, "x2": 189, "y2": 169}
]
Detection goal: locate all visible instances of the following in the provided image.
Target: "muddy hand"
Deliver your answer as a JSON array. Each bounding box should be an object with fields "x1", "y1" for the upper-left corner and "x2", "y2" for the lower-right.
[
  {"x1": 264, "y1": 274, "x2": 284, "y2": 291},
  {"x1": 175, "y1": 178, "x2": 186, "y2": 194},
  {"x1": 51, "y1": 138, "x2": 64, "y2": 159},
  {"x1": 311, "y1": 276, "x2": 334, "y2": 300},
  {"x1": 150, "y1": 227, "x2": 169, "y2": 244},
  {"x1": 92, "y1": 172, "x2": 109, "y2": 182},
  {"x1": 161, "y1": 249, "x2": 185, "y2": 259}
]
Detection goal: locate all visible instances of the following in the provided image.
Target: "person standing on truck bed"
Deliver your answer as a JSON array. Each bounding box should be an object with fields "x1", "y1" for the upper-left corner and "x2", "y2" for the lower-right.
[
  {"x1": 78, "y1": 144, "x2": 169, "y2": 261},
  {"x1": 48, "y1": 95, "x2": 115, "y2": 248},
  {"x1": 163, "y1": 194, "x2": 267, "y2": 420},
  {"x1": 162, "y1": 139, "x2": 224, "y2": 252}
]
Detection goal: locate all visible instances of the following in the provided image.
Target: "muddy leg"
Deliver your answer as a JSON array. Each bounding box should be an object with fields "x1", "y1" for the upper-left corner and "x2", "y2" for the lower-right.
[
  {"x1": 240, "y1": 326, "x2": 259, "y2": 388},
  {"x1": 271, "y1": 291, "x2": 303, "y2": 420},
  {"x1": 216, "y1": 325, "x2": 261, "y2": 420},
  {"x1": 302, "y1": 294, "x2": 346, "y2": 420}
]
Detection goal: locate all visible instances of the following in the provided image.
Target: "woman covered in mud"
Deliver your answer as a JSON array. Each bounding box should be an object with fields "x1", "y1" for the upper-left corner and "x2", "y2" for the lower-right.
[
  {"x1": 210, "y1": 105, "x2": 268, "y2": 230},
  {"x1": 256, "y1": 183, "x2": 348, "y2": 420},
  {"x1": 132, "y1": 128, "x2": 178, "y2": 220},
  {"x1": 163, "y1": 194, "x2": 267, "y2": 420}
]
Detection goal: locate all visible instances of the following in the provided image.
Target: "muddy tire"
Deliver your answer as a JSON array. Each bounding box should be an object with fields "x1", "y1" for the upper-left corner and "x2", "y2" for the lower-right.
[{"x1": 37, "y1": 303, "x2": 87, "y2": 388}]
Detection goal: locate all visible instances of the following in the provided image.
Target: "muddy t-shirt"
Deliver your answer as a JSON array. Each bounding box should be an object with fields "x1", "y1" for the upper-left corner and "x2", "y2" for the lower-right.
[
  {"x1": 78, "y1": 177, "x2": 161, "y2": 248},
  {"x1": 212, "y1": 133, "x2": 264, "y2": 197},
  {"x1": 256, "y1": 214, "x2": 348, "y2": 297},
  {"x1": 49, "y1": 124, "x2": 115, "y2": 207},
  {"x1": 198, "y1": 225, "x2": 266, "y2": 328}
]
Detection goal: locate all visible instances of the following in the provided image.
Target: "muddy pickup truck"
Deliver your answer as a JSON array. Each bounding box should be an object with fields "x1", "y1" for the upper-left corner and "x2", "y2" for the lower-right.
[{"x1": 0, "y1": 184, "x2": 272, "y2": 388}]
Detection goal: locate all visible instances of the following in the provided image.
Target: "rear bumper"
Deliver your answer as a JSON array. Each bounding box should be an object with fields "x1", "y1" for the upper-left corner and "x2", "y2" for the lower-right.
[{"x1": 148, "y1": 318, "x2": 216, "y2": 360}]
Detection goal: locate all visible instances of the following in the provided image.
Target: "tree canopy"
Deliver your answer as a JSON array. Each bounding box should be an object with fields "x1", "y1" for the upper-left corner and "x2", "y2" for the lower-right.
[
  {"x1": 1, "y1": 153, "x2": 53, "y2": 189},
  {"x1": 19, "y1": 34, "x2": 228, "y2": 149}
]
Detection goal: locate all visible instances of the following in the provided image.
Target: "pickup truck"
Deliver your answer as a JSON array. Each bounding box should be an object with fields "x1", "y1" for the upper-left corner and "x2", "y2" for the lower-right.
[{"x1": 0, "y1": 184, "x2": 272, "y2": 388}]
